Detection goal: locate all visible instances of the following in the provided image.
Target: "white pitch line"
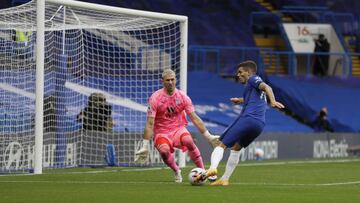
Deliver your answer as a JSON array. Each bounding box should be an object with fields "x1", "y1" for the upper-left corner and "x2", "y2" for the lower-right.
[
  {"x1": 0, "y1": 180, "x2": 359, "y2": 187},
  {"x1": 121, "y1": 167, "x2": 164, "y2": 172},
  {"x1": 51, "y1": 170, "x2": 119, "y2": 174},
  {"x1": 50, "y1": 159, "x2": 329, "y2": 175},
  {"x1": 45, "y1": 167, "x2": 165, "y2": 175},
  {"x1": 0, "y1": 180, "x2": 175, "y2": 185},
  {"x1": 231, "y1": 181, "x2": 360, "y2": 186},
  {"x1": 0, "y1": 168, "x2": 166, "y2": 177},
  {"x1": 53, "y1": 158, "x2": 360, "y2": 175},
  {"x1": 1, "y1": 158, "x2": 359, "y2": 177}
]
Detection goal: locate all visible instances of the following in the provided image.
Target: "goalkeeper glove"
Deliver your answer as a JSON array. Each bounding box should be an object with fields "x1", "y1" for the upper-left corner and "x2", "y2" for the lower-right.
[
  {"x1": 134, "y1": 139, "x2": 150, "y2": 164},
  {"x1": 202, "y1": 130, "x2": 221, "y2": 148}
]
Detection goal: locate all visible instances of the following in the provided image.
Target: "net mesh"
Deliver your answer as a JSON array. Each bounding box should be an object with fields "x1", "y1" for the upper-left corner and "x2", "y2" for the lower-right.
[{"x1": 0, "y1": 0, "x2": 184, "y2": 172}]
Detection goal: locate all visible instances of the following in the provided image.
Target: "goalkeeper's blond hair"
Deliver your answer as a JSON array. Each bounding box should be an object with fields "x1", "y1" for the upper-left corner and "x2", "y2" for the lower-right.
[{"x1": 162, "y1": 68, "x2": 176, "y2": 79}]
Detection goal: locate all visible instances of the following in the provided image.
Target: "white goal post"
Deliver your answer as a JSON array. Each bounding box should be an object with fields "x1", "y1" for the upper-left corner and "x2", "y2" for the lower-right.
[{"x1": 0, "y1": 0, "x2": 188, "y2": 174}]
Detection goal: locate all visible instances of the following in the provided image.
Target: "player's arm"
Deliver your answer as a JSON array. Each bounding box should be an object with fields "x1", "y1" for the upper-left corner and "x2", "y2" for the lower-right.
[
  {"x1": 230, "y1": 97, "x2": 244, "y2": 105},
  {"x1": 143, "y1": 116, "x2": 154, "y2": 140},
  {"x1": 188, "y1": 112, "x2": 220, "y2": 147},
  {"x1": 258, "y1": 82, "x2": 285, "y2": 109},
  {"x1": 134, "y1": 116, "x2": 154, "y2": 163}
]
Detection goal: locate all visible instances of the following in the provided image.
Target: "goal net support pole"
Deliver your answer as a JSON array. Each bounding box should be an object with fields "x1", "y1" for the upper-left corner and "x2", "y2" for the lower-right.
[{"x1": 34, "y1": 0, "x2": 45, "y2": 174}]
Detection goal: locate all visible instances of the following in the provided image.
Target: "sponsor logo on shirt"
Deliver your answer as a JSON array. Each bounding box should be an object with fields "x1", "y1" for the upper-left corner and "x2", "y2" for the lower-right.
[
  {"x1": 167, "y1": 106, "x2": 176, "y2": 113},
  {"x1": 175, "y1": 98, "x2": 181, "y2": 105}
]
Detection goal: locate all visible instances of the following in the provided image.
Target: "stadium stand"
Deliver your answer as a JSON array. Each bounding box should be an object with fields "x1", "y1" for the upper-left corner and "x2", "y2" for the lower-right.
[
  {"x1": 268, "y1": 75, "x2": 360, "y2": 132},
  {"x1": 115, "y1": 0, "x2": 259, "y2": 46}
]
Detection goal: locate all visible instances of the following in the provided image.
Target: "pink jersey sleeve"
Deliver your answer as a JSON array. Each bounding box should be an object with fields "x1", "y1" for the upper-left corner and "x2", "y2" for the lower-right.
[
  {"x1": 182, "y1": 92, "x2": 195, "y2": 115},
  {"x1": 147, "y1": 93, "x2": 158, "y2": 118}
]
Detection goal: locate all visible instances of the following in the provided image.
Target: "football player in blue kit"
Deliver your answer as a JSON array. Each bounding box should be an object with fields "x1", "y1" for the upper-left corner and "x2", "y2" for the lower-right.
[{"x1": 198, "y1": 60, "x2": 284, "y2": 186}]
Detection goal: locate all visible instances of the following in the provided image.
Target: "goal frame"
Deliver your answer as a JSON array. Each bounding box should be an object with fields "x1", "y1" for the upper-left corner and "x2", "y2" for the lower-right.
[{"x1": 33, "y1": 0, "x2": 188, "y2": 174}]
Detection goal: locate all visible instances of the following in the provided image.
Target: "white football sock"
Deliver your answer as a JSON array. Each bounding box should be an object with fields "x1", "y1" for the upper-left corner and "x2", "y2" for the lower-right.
[
  {"x1": 221, "y1": 150, "x2": 241, "y2": 181},
  {"x1": 209, "y1": 146, "x2": 224, "y2": 169}
]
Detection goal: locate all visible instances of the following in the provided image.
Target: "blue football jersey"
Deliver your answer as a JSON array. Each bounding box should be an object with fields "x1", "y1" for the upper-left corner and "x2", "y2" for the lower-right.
[{"x1": 241, "y1": 75, "x2": 267, "y2": 122}]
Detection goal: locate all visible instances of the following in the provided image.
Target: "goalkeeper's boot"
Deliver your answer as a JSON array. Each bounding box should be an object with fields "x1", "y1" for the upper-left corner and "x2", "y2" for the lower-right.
[
  {"x1": 210, "y1": 179, "x2": 229, "y2": 186},
  {"x1": 174, "y1": 170, "x2": 182, "y2": 183}
]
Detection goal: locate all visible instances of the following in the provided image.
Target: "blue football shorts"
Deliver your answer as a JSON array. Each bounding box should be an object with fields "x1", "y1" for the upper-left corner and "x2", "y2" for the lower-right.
[{"x1": 220, "y1": 116, "x2": 265, "y2": 148}]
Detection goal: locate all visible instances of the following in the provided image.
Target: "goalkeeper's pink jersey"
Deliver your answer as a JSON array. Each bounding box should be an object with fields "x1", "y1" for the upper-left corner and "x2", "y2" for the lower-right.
[{"x1": 147, "y1": 88, "x2": 195, "y2": 135}]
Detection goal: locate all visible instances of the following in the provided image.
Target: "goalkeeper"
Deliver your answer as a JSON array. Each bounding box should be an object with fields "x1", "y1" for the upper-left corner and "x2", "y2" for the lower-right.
[{"x1": 135, "y1": 68, "x2": 220, "y2": 183}]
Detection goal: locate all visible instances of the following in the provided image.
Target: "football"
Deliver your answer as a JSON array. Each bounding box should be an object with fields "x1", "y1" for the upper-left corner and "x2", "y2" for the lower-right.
[{"x1": 188, "y1": 167, "x2": 206, "y2": 186}]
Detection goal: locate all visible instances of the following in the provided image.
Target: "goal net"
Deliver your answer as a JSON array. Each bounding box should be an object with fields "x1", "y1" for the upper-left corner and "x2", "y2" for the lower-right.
[{"x1": 0, "y1": 0, "x2": 187, "y2": 173}]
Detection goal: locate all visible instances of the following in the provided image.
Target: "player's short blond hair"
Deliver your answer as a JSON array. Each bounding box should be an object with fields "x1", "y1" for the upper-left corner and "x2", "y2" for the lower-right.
[{"x1": 162, "y1": 68, "x2": 176, "y2": 79}]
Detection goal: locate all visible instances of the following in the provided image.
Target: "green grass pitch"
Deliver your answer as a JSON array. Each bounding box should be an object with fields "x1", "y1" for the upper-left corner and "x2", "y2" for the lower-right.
[{"x1": 1, "y1": 158, "x2": 360, "y2": 203}]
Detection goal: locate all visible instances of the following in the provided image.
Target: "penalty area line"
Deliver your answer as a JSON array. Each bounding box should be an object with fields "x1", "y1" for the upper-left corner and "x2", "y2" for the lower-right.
[
  {"x1": 45, "y1": 167, "x2": 166, "y2": 175},
  {"x1": 0, "y1": 167, "x2": 168, "y2": 176}
]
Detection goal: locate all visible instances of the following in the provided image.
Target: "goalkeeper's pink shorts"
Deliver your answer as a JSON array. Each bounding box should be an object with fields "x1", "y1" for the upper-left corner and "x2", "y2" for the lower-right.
[{"x1": 154, "y1": 127, "x2": 192, "y2": 153}]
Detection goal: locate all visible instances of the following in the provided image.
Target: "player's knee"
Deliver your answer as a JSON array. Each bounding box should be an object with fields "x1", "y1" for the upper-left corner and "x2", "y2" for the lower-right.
[
  {"x1": 180, "y1": 133, "x2": 196, "y2": 150},
  {"x1": 231, "y1": 143, "x2": 242, "y2": 151},
  {"x1": 157, "y1": 144, "x2": 171, "y2": 157}
]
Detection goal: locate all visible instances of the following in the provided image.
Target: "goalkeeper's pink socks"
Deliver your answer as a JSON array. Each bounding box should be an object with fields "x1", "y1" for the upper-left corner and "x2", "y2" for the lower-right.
[
  {"x1": 157, "y1": 144, "x2": 179, "y2": 172},
  {"x1": 181, "y1": 134, "x2": 204, "y2": 169}
]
